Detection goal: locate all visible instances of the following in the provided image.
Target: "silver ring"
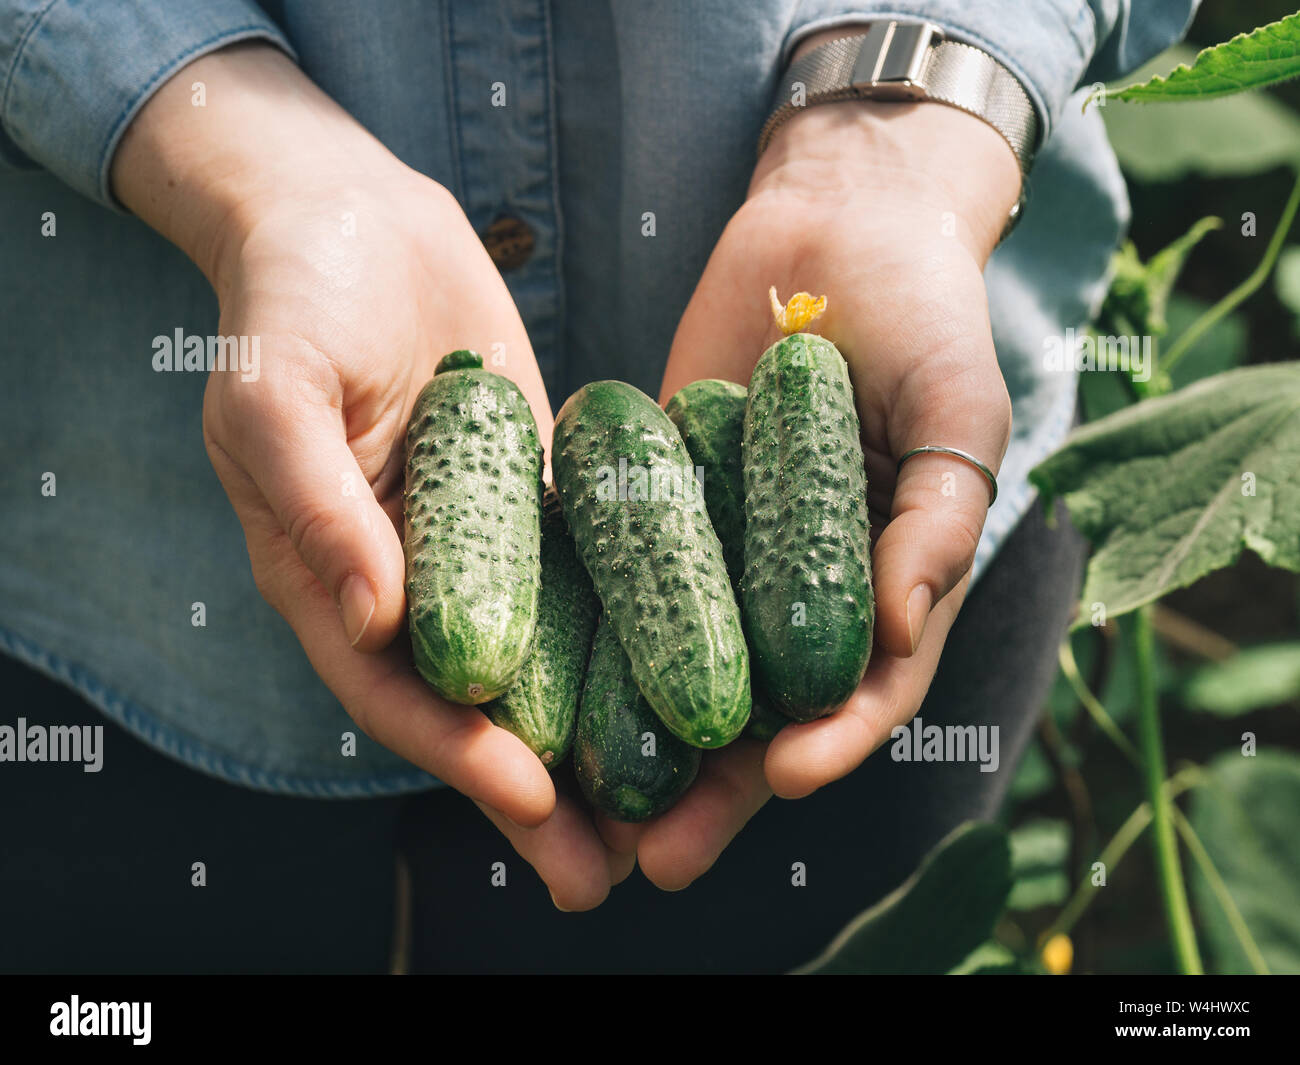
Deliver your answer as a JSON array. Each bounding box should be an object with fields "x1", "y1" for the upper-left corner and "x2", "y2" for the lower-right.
[{"x1": 897, "y1": 446, "x2": 998, "y2": 506}]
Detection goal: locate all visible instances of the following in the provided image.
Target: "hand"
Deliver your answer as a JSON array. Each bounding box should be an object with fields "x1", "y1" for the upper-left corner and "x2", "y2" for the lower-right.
[
  {"x1": 112, "y1": 43, "x2": 629, "y2": 910},
  {"x1": 633, "y1": 93, "x2": 1021, "y2": 889}
]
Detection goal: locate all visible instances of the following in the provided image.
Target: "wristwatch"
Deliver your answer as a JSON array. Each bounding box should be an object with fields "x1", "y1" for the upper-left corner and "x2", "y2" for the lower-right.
[{"x1": 759, "y1": 21, "x2": 1040, "y2": 235}]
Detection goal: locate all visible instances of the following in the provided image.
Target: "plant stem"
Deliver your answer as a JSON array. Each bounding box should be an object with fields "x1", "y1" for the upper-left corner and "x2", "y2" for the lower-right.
[
  {"x1": 1044, "y1": 795, "x2": 1152, "y2": 942},
  {"x1": 1150, "y1": 604, "x2": 1238, "y2": 661},
  {"x1": 1169, "y1": 806, "x2": 1270, "y2": 975},
  {"x1": 1160, "y1": 169, "x2": 1300, "y2": 379},
  {"x1": 1058, "y1": 639, "x2": 1141, "y2": 767},
  {"x1": 1043, "y1": 767, "x2": 1200, "y2": 943},
  {"x1": 1037, "y1": 713, "x2": 1095, "y2": 884},
  {"x1": 1134, "y1": 606, "x2": 1203, "y2": 974}
]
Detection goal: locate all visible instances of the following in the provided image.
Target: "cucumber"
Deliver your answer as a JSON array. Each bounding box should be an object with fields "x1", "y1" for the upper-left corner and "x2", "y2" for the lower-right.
[
  {"x1": 742, "y1": 333, "x2": 874, "y2": 720},
  {"x1": 403, "y1": 350, "x2": 543, "y2": 704},
  {"x1": 745, "y1": 697, "x2": 792, "y2": 742},
  {"x1": 665, "y1": 379, "x2": 748, "y2": 587},
  {"x1": 574, "y1": 617, "x2": 701, "y2": 822},
  {"x1": 667, "y1": 379, "x2": 789, "y2": 741},
  {"x1": 435, "y1": 348, "x2": 485, "y2": 373},
  {"x1": 553, "y1": 380, "x2": 750, "y2": 749},
  {"x1": 483, "y1": 492, "x2": 599, "y2": 767}
]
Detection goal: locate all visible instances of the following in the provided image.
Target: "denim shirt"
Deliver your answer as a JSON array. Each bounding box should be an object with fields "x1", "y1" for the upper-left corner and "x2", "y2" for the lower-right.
[{"x1": 0, "y1": 1, "x2": 1197, "y2": 796}]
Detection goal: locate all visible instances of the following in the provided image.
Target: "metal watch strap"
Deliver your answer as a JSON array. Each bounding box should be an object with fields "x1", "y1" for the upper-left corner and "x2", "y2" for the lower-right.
[{"x1": 758, "y1": 22, "x2": 1040, "y2": 233}]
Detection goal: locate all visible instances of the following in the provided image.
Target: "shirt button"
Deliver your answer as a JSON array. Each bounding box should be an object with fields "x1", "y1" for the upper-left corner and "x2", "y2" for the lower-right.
[{"x1": 481, "y1": 215, "x2": 535, "y2": 271}]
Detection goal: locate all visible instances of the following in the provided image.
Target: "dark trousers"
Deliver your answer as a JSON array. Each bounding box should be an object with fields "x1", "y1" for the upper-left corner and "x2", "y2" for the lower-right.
[{"x1": 0, "y1": 501, "x2": 1083, "y2": 974}]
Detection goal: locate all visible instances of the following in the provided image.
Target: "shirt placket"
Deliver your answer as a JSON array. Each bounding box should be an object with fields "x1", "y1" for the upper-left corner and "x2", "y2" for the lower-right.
[{"x1": 445, "y1": 0, "x2": 564, "y2": 402}]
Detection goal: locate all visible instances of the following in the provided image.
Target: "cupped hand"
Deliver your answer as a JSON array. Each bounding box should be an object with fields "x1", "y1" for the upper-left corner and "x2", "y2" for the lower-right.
[
  {"x1": 113, "y1": 43, "x2": 627, "y2": 909},
  {"x1": 631, "y1": 97, "x2": 1022, "y2": 890}
]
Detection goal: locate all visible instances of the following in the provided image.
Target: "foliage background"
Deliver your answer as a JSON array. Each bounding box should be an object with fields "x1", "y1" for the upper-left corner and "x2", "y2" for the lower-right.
[{"x1": 992, "y1": 0, "x2": 1300, "y2": 975}]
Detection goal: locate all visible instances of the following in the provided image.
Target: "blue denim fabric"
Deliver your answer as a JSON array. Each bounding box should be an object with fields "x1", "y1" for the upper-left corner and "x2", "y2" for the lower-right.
[{"x1": 0, "y1": 1, "x2": 1196, "y2": 795}]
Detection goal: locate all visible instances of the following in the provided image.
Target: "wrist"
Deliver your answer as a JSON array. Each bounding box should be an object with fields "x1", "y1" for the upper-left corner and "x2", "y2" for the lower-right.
[
  {"x1": 751, "y1": 97, "x2": 1021, "y2": 260},
  {"x1": 761, "y1": 22, "x2": 1028, "y2": 259},
  {"x1": 111, "y1": 42, "x2": 411, "y2": 297}
]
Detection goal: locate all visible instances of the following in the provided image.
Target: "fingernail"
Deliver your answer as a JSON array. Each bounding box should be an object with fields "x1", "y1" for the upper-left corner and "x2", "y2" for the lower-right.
[
  {"x1": 549, "y1": 890, "x2": 571, "y2": 913},
  {"x1": 906, "y1": 584, "x2": 932, "y2": 654},
  {"x1": 339, "y1": 573, "x2": 376, "y2": 647}
]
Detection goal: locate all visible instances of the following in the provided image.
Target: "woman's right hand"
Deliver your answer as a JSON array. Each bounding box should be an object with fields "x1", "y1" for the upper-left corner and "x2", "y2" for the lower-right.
[{"x1": 112, "y1": 42, "x2": 628, "y2": 910}]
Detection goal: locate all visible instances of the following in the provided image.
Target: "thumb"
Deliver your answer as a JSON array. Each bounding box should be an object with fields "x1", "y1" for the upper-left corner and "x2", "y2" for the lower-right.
[
  {"x1": 212, "y1": 384, "x2": 407, "y2": 653},
  {"x1": 871, "y1": 352, "x2": 1010, "y2": 659}
]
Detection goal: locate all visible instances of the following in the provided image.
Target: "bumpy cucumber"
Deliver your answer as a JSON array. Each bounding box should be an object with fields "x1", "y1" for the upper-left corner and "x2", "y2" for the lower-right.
[
  {"x1": 667, "y1": 379, "x2": 789, "y2": 741},
  {"x1": 483, "y1": 493, "x2": 599, "y2": 767},
  {"x1": 553, "y1": 380, "x2": 750, "y2": 749},
  {"x1": 742, "y1": 333, "x2": 873, "y2": 720},
  {"x1": 404, "y1": 350, "x2": 543, "y2": 704},
  {"x1": 574, "y1": 618, "x2": 701, "y2": 822}
]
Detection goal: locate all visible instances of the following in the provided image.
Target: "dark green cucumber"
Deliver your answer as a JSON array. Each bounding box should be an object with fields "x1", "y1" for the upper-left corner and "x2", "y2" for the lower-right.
[
  {"x1": 667, "y1": 379, "x2": 790, "y2": 741},
  {"x1": 483, "y1": 493, "x2": 599, "y2": 767},
  {"x1": 404, "y1": 350, "x2": 543, "y2": 704},
  {"x1": 553, "y1": 380, "x2": 750, "y2": 749},
  {"x1": 435, "y1": 348, "x2": 485, "y2": 373},
  {"x1": 574, "y1": 617, "x2": 701, "y2": 822},
  {"x1": 745, "y1": 698, "x2": 792, "y2": 742},
  {"x1": 665, "y1": 379, "x2": 748, "y2": 587},
  {"x1": 742, "y1": 333, "x2": 873, "y2": 720}
]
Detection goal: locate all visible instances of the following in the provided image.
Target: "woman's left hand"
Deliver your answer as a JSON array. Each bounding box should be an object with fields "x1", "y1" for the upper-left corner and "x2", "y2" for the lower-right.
[{"x1": 611, "y1": 95, "x2": 1021, "y2": 889}]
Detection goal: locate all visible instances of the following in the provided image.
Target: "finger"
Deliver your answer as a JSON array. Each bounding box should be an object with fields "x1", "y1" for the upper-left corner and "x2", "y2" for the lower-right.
[
  {"x1": 221, "y1": 487, "x2": 558, "y2": 826},
  {"x1": 593, "y1": 814, "x2": 647, "y2": 857},
  {"x1": 870, "y1": 279, "x2": 1010, "y2": 658},
  {"x1": 636, "y1": 741, "x2": 771, "y2": 892},
  {"x1": 765, "y1": 574, "x2": 968, "y2": 798},
  {"x1": 206, "y1": 361, "x2": 406, "y2": 653},
  {"x1": 608, "y1": 849, "x2": 638, "y2": 887},
  {"x1": 589, "y1": 813, "x2": 645, "y2": 885},
  {"x1": 476, "y1": 797, "x2": 614, "y2": 912}
]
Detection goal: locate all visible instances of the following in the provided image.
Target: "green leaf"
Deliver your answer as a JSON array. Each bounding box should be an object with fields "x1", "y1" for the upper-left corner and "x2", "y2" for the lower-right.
[
  {"x1": 1108, "y1": 14, "x2": 1300, "y2": 103},
  {"x1": 1007, "y1": 819, "x2": 1070, "y2": 912},
  {"x1": 948, "y1": 941, "x2": 1033, "y2": 975},
  {"x1": 1278, "y1": 245, "x2": 1300, "y2": 311},
  {"x1": 1277, "y1": 246, "x2": 1300, "y2": 339},
  {"x1": 1031, "y1": 364, "x2": 1300, "y2": 626},
  {"x1": 1096, "y1": 218, "x2": 1222, "y2": 341},
  {"x1": 1189, "y1": 749, "x2": 1300, "y2": 973},
  {"x1": 1081, "y1": 225, "x2": 1230, "y2": 418},
  {"x1": 1164, "y1": 294, "x2": 1248, "y2": 389},
  {"x1": 1182, "y1": 642, "x2": 1300, "y2": 715},
  {"x1": 795, "y1": 822, "x2": 1012, "y2": 974},
  {"x1": 1102, "y1": 46, "x2": 1300, "y2": 180},
  {"x1": 1079, "y1": 363, "x2": 1138, "y2": 422},
  {"x1": 1083, "y1": 277, "x2": 1247, "y2": 423},
  {"x1": 960, "y1": 959, "x2": 1040, "y2": 975},
  {"x1": 1006, "y1": 737, "x2": 1055, "y2": 803}
]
